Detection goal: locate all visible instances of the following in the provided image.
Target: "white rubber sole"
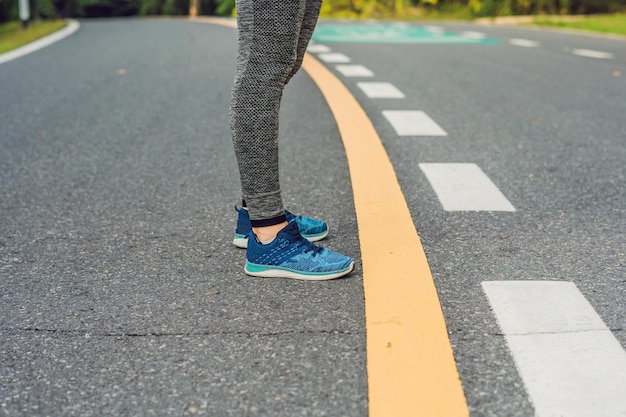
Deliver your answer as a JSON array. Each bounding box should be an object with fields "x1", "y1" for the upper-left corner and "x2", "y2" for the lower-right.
[
  {"x1": 233, "y1": 228, "x2": 329, "y2": 249},
  {"x1": 244, "y1": 261, "x2": 354, "y2": 281},
  {"x1": 233, "y1": 236, "x2": 249, "y2": 248}
]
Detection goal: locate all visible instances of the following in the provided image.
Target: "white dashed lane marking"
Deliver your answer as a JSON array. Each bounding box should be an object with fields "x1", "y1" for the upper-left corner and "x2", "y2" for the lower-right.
[
  {"x1": 482, "y1": 281, "x2": 626, "y2": 417},
  {"x1": 382, "y1": 110, "x2": 447, "y2": 136},
  {"x1": 572, "y1": 48, "x2": 614, "y2": 59},
  {"x1": 419, "y1": 163, "x2": 516, "y2": 211},
  {"x1": 335, "y1": 64, "x2": 375, "y2": 77},
  {"x1": 307, "y1": 44, "x2": 331, "y2": 53},
  {"x1": 317, "y1": 52, "x2": 351, "y2": 63},
  {"x1": 509, "y1": 38, "x2": 540, "y2": 48},
  {"x1": 357, "y1": 82, "x2": 405, "y2": 98},
  {"x1": 308, "y1": 27, "x2": 625, "y2": 417}
]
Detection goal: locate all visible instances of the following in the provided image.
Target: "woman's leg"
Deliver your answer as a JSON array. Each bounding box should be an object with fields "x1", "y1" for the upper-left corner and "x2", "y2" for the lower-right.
[
  {"x1": 230, "y1": 0, "x2": 307, "y2": 230},
  {"x1": 230, "y1": 0, "x2": 355, "y2": 280},
  {"x1": 285, "y1": 0, "x2": 323, "y2": 85}
]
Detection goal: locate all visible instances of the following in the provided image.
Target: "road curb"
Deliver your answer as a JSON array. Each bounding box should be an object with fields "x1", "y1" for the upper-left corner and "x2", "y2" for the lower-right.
[{"x1": 0, "y1": 19, "x2": 80, "y2": 65}]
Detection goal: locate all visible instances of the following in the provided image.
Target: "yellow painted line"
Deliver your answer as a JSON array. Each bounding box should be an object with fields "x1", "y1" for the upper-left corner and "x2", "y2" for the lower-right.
[
  {"x1": 301, "y1": 55, "x2": 469, "y2": 417},
  {"x1": 196, "y1": 17, "x2": 468, "y2": 417}
]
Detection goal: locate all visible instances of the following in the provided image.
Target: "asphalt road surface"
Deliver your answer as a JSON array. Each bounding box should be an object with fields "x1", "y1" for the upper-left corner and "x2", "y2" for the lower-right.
[{"x1": 1, "y1": 18, "x2": 624, "y2": 417}]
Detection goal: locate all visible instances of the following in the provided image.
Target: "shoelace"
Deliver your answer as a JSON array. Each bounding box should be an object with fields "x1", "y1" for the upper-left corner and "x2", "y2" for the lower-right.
[
  {"x1": 299, "y1": 239, "x2": 323, "y2": 256},
  {"x1": 286, "y1": 234, "x2": 323, "y2": 256}
]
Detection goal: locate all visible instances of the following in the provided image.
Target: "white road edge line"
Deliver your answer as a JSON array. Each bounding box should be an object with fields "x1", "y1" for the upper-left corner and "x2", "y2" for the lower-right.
[
  {"x1": 572, "y1": 48, "x2": 614, "y2": 59},
  {"x1": 482, "y1": 281, "x2": 626, "y2": 417},
  {"x1": 382, "y1": 110, "x2": 447, "y2": 136},
  {"x1": 0, "y1": 20, "x2": 80, "y2": 65},
  {"x1": 357, "y1": 82, "x2": 405, "y2": 98},
  {"x1": 509, "y1": 38, "x2": 540, "y2": 47},
  {"x1": 419, "y1": 163, "x2": 515, "y2": 211}
]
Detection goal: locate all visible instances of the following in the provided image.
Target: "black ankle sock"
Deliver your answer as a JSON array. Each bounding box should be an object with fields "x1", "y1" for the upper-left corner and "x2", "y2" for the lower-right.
[{"x1": 250, "y1": 214, "x2": 287, "y2": 228}]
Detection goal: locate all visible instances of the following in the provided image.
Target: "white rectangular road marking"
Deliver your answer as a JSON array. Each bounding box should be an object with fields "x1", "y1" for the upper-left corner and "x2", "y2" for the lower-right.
[
  {"x1": 307, "y1": 44, "x2": 331, "y2": 53},
  {"x1": 509, "y1": 38, "x2": 539, "y2": 47},
  {"x1": 382, "y1": 110, "x2": 447, "y2": 136},
  {"x1": 419, "y1": 163, "x2": 516, "y2": 211},
  {"x1": 461, "y1": 31, "x2": 486, "y2": 39},
  {"x1": 357, "y1": 82, "x2": 405, "y2": 98},
  {"x1": 482, "y1": 281, "x2": 626, "y2": 417},
  {"x1": 572, "y1": 49, "x2": 614, "y2": 59},
  {"x1": 317, "y1": 52, "x2": 351, "y2": 63},
  {"x1": 335, "y1": 64, "x2": 374, "y2": 77}
]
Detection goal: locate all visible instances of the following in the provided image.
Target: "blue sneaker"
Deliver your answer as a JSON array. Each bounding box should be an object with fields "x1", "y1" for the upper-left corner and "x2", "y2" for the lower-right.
[
  {"x1": 233, "y1": 206, "x2": 329, "y2": 248},
  {"x1": 245, "y1": 221, "x2": 354, "y2": 280}
]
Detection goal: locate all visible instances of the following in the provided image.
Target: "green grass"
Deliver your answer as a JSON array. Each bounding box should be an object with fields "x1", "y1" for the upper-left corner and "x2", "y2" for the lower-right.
[
  {"x1": 534, "y1": 14, "x2": 626, "y2": 36},
  {"x1": 0, "y1": 20, "x2": 68, "y2": 54},
  {"x1": 319, "y1": 2, "x2": 473, "y2": 20}
]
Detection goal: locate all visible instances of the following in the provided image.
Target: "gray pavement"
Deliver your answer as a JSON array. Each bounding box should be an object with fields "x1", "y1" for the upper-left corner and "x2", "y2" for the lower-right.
[
  {"x1": 1, "y1": 17, "x2": 625, "y2": 417},
  {"x1": 1, "y1": 20, "x2": 365, "y2": 417},
  {"x1": 318, "y1": 20, "x2": 625, "y2": 416}
]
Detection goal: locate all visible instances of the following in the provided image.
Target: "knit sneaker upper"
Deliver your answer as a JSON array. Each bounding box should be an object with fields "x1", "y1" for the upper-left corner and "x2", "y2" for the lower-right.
[{"x1": 246, "y1": 221, "x2": 352, "y2": 274}]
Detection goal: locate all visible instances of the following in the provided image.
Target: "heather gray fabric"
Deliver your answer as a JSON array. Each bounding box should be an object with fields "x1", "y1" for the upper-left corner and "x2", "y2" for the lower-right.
[
  {"x1": 287, "y1": 0, "x2": 323, "y2": 85},
  {"x1": 230, "y1": 0, "x2": 322, "y2": 223}
]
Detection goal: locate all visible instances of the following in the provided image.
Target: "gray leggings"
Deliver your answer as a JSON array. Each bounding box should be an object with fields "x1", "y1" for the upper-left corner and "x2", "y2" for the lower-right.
[{"x1": 230, "y1": 0, "x2": 322, "y2": 226}]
